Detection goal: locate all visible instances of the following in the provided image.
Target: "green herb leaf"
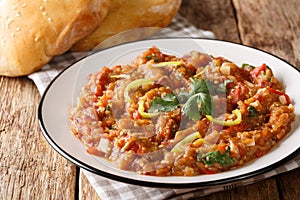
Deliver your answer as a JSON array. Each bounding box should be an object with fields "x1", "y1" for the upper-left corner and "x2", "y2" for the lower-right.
[
  {"x1": 247, "y1": 105, "x2": 258, "y2": 117},
  {"x1": 145, "y1": 55, "x2": 159, "y2": 62},
  {"x1": 148, "y1": 93, "x2": 180, "y2": 113},
  {"x1": 199, "y1": 146, "x2": 234, "y2": 166},
  {"x1": 180, "y1": 78, "x2": 212, "y2": 120},
  {"x1": 198, "y1": 93, "x2": 212, "y2": 116},
  {"x1": 148, "y1": 78, "x2": 212, "y2": 120},
  {"x1": 145, "y1": 55, "x2": 153, "y2": 59},
  {"x1": 241, "y1": 63, "x2": 254, "y2": 68},
  {"x1": 190, "y1": 78, "x2": 209, "y2": 94},
  {"x1": 182, "y1": 95, "x2": 201, "y2": 120}
]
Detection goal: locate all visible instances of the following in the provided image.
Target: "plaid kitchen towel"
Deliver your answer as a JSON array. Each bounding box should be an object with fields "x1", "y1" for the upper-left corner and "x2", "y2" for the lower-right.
[
  {"x1": 82, "y1": 155, "x2": 300, "y2": 200},
  {"x1": 28, "y1": 14, "x2": 214, "y2": 95},
  {"x1": 29, "y1": 14, "x2": 300, "y2": 200}
]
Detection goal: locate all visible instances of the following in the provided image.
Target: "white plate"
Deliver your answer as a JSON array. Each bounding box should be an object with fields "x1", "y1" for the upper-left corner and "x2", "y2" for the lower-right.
[{"x1": 38, "y1": 38, "x2": 300, "y2": 188}]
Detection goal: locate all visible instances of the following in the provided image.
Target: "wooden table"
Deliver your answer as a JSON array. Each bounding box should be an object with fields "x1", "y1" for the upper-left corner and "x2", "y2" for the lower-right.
[{"x1": 1, "y1": 0, "x2": 300, "y2": 199}]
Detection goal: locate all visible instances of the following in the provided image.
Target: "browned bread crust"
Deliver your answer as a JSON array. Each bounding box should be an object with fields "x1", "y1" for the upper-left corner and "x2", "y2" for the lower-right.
[
  {"x1": 71, "y1": 0, "x2": 182, "y2": 51},
  {"x1": 0, "y1": 0, "x2": 111, "y2": 76}
]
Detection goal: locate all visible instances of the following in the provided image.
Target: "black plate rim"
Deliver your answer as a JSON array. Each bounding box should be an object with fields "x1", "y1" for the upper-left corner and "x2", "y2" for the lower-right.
[{"x1": 38, "y1": 37, "x2": 300, "y2": 188}]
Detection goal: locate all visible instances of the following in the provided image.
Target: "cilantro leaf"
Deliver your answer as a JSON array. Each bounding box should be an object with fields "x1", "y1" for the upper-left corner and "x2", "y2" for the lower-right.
[
  {"x1": 148, "y1": 93, "x2": 179, "y2": 113},
  {"x1": 247, "y1": 105, "x2": 258, "y2": 117},
  {"x1": 182, "y1": 95, "x2": 200, "y2": 120},
  {"x1": 198, "y1": 93, "x2": 212, "y2": 115},
  {"x1": 241, "y1": 63, "x2": 255, "y2": 69},
  {"x1": 145, "y1": 55, "x2": 153, "y2": 59},
  {"x1": 148, "y1": 78, "x2": 212, "y2": 120},
  {"x1": 190, "y1": 78, "x2": 209, "y2": 94},
  {"x1": 199, "y1": 146, "x2": 234, "y2": 166},
  {"x1": 180, "y1": 78, "x2": 212, "y2": 120}
]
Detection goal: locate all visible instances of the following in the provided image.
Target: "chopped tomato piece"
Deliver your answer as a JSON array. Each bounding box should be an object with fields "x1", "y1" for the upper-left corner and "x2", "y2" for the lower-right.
[
  {"x1": 133, "y1": 110, "x2": 141, "y2": 120},
  {"x1": 229, "y1": 88, "x2": 241, "y2": 105},
  {"x1": 137, "y1": 145, "x2": 144, "y2": 154},
  {"x1": 217, "y1": 145, "x2": 227, "y2": 154},
  {"x1": 250, "y1": 63, "x2": 267, "y2": 77},
  {"x1": 230, "y1": 152, "x2": 238, "y2": 158},
  {"x1": 202, "y1": 169, "x2": 216, "y2": 174},
  {"x1": 268, "y1": 88, "x2": 291, "y2": 104},
  {"x1": 131, "y1": 143, "x2": 139, "y2": 152},
  {"x1": 255, "y1": 149, "x2": 265, "y2": 158},
  {"x1": 87, "y1": 147, "x2": 105, "y2": 157}
]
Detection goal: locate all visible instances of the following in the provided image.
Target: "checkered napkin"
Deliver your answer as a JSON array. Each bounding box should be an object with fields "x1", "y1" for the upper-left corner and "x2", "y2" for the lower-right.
[{"x1": 29, "y1": 14, "x2": 300, "y2": 200}]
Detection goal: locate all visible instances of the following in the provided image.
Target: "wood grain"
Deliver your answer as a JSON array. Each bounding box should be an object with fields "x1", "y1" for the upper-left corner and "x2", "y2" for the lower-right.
[
  {"x1": 232, "y1": 1, "x2": 300, "y2": 198},
  {"x1": 197, "y1": 178, "x2": 279, "y2": 200},
  {"x1": 1, "y1": 0, "x2": 300, "y2": 199},
  {"x1": 0, "y1": 77, "x2": 76, "y2": 199},
  {"x1": 79, "y1": 0, "x2": 300, "y2": 199},
  {"x1": 79, "y1": 1, "x2": 242, "y2": 197},
  {"x1": 276, "y1": 169, "x2": 300, "y2": 199},
  {"x1": 233, "y1": 0, "x2": 300, "y2": 67},
  {"x1": 179, "y1": 0, "x2": 241, "y2": 42}
]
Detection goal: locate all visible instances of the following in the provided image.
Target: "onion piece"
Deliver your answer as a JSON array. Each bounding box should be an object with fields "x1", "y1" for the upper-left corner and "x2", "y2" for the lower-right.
[
  {"x1": 220, "y1": 63, "x2": 231, "y2": 76},
  {"x1": 229, "y1": 140, "x2": 239, "y2": 155}
]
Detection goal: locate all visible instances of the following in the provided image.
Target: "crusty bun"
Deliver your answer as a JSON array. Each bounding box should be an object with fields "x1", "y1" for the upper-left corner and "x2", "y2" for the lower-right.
[
  {"x1": 0, "y1": 0, "x2": 111, "y2": 77},
  {"x1": 71, "y1": 0, "x2": 182, "y2": 51}
]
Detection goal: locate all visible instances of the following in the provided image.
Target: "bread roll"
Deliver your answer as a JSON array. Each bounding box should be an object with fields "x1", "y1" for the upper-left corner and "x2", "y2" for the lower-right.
[
  {"x1": 0, "y1": 0, "x2": 111, "y2": 77},
  {"x1": 71, "y1": 0, "x2": 182, "y2": 51}
]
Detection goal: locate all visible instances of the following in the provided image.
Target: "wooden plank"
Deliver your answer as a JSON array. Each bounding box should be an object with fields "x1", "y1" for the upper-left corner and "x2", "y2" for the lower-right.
[
  {"x1": 79, "y1": 0, "x2": 243, "y2": 199},
  {"x1": 229, "y1": 178, "x2": 279, "y2": 200},
  {"x1": 276, "y1": 169, "x2": 300, "y2": 200},
  {"x1": 197, "y1": 178, "x2": 279, "y2": 200},
  {"x1": 0, "y1": 77, "x2": 76, "y2": 199},
  {"x1": 179, "y1": 0, "x2": 240, "y2": 42},
  {"x1": 79, "y1": 171, "x2": 100, "y2": 200},
  {"x1": 232, "y1": 0, "x2": 300, "y2": 199},
  {"x1": 0, "y1": 0, "x2": 298, "y2": 199},
  {"x1": 233, "y1": 0, "x2": 300, "y2": 67},
  {"x1": 79, "y1": 0, "x2": 300, "y2": 199},
  {"x1": 179, "y1": 1, "x2": 279, "y2": 199}
]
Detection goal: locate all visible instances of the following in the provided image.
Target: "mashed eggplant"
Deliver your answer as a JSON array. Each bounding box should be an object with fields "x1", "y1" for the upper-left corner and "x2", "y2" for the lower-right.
[{"x1": 70, "y1": 46, "x2": 295, "y2": 176}]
